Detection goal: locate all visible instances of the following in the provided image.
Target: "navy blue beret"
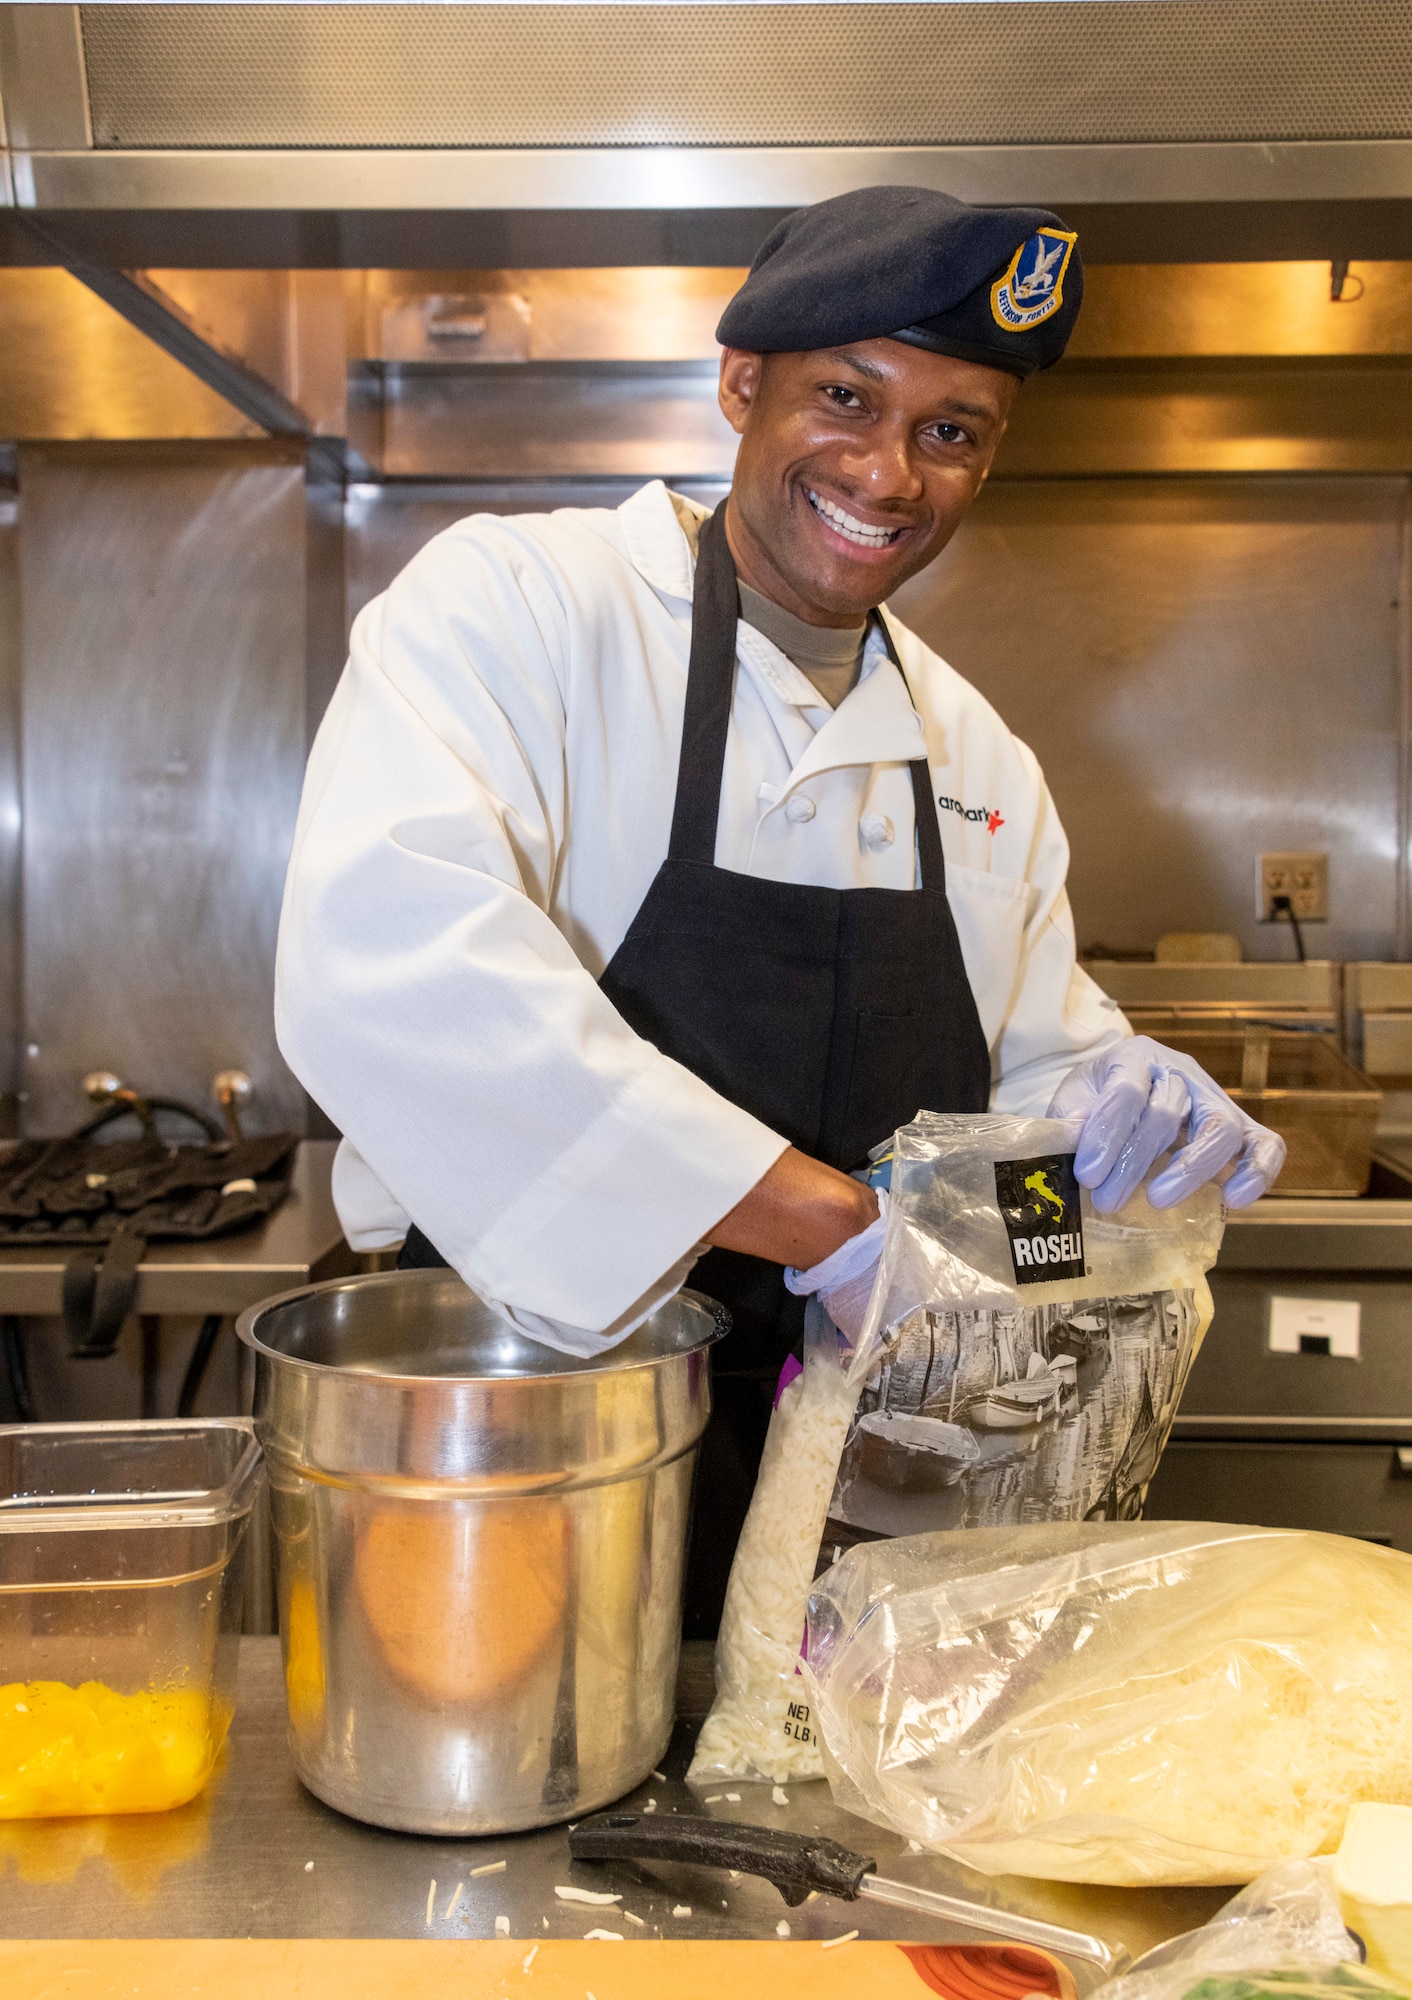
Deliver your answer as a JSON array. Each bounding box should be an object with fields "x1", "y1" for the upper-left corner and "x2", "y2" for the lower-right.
[{"x1": 716, "y1": 186, "x2": 1083, "y2": 379}]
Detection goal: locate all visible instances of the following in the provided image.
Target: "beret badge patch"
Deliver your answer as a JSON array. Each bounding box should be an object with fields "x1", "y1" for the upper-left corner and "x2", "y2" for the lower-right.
[{"x1": 990, "y1": 227, "x2": 1078, "y2": 332}]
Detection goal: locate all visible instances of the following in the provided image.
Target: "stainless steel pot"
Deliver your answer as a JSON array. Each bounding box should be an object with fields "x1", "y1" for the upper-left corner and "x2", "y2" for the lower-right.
[{"x1": 236, "y1": 1269, "x2": 723, "y2": 1835}]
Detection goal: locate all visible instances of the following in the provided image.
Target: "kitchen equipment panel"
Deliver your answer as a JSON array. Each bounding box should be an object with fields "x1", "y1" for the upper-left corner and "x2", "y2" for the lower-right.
[
  {"x1": 1180, "y1": 1269, "x2": 1412, "y2": 1423},
  {"x1": 1146, "y1": 1439, "x2": 1412, "y2": 1554}
]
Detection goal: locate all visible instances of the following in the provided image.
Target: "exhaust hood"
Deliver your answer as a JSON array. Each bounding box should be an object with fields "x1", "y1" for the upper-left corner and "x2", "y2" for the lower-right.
[{"x1": 3, "y1": 2, "x2": 1412, "y2": 267}]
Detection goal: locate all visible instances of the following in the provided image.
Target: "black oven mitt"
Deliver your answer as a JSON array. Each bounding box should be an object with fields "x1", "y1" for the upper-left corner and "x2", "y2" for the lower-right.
[{"x1": 0, "y1": 1101, "x2": 297, "y2": 1358}]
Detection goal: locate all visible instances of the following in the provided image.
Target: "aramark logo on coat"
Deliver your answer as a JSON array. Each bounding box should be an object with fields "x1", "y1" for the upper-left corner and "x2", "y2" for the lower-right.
[
  {"x1": 994, "y1": 1153, "x2": 1087, "y2": 1285},
  {"x1": 938, "y1": 794, "x2": 1005, "y2": 835}
]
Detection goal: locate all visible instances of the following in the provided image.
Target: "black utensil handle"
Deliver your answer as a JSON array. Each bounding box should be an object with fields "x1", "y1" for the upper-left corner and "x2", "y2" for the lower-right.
[{"x1": 568, "y1": 1812, "x2": 874, "y2": 1908}]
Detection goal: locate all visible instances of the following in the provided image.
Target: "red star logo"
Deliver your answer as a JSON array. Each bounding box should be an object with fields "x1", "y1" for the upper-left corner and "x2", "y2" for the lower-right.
[{"x1": 987, "y1": 811, "x2": 1005, "y2": 835}]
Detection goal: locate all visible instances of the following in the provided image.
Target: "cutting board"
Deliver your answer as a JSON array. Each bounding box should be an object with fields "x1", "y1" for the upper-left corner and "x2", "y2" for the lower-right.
[{"x1": 1, "y1": 1938, "x2": 1067, "y2": 2000}]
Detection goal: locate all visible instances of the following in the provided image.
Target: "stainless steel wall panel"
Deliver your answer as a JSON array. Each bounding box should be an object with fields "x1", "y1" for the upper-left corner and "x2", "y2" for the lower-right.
[
  {"x1": 345, "y1": 359, "x2": 1412, "y2": 488},
  {"x1": 304, "y1": 467, "x2": 346, "y2": 742},
  {"x1": 348, "y1": 474, "x2": 1409, "y2": 972},
  {"x1": 345, "y1": 477, "x2": 660, "y2": 630},
  {"x1": 0, "y1": 481, "x2": 18, "y2": 1137},
  {"x1": 343, "y1": 477, "x2": 736, "y2": 635},
  {"x1": 75, "y1": 4, "x2": 1412, "y2": 150},
  {"x1": 998, "y1": 360, "x2": 1412, "y2": 477},
  {"x1": 18, "y1": 444, "x2": 308, "y2": 1135},
  {"x1": 361, "y1": 365, "x2": 738, "y2": 483},
  {"x1": 0, "y1": 270, "x2": 259, "y2": 443},
  {"x1": 890, "y1": 475, "x2": 1408, "y2": 963}
]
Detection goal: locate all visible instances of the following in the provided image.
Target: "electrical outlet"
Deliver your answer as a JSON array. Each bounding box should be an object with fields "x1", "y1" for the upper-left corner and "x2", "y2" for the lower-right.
[{"x1": 1258, "y1": 851, "x2": 1328, "y2": 923}]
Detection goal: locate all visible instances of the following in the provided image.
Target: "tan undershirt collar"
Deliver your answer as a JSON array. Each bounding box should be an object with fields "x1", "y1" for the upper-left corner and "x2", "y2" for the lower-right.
[
  {"x1": 669, "y1": 493, "x2": 868, "y2": 709},
  {"x1": 737, "y1": 583, "x2": 868, "y2": 710}
]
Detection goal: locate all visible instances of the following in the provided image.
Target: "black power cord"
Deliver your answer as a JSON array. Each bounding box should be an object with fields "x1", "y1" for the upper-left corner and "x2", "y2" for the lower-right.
[
  {"x1": 177, "y1": 1314, "x2": 225, "y2": 1419},
  {"x1": 1270, "y1": 892, "x2": 1307, "y2": 963},
  {"x1": 2, "y1": 1316, "x2": 37, "y2": 1423}
]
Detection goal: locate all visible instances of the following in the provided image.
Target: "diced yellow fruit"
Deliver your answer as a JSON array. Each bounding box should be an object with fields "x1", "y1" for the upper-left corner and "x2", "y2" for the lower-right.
[{"x1": 0, "y1": 1680, "x2": 224, "y2": 1818}]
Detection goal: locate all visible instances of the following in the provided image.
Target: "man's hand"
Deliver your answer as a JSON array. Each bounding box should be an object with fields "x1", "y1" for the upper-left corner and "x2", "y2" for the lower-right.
[
  {"x1": 707, "y1": 1146, "x2": 878, "y2": 1268},
  {"x1": 1049, "y1": 1036, "x2": 1287, "y2": 1213}
]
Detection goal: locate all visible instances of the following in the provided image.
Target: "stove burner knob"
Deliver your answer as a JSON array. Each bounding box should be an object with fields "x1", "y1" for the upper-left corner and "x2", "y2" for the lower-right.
[{"x1": 212, "y1": 1069, "x2": 254, "y2": 1141}]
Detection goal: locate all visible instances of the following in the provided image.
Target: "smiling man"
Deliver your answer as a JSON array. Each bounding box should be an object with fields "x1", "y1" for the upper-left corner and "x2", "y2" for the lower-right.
[{"x1": 276, "y1": 187, "x2": 1283, "y2": 1632}]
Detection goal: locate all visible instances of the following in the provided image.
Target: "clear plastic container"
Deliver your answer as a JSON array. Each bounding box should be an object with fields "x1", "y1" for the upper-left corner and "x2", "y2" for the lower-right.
[{"x1": 0, "y1": 1419, "x2": 261, "y2": 1817}]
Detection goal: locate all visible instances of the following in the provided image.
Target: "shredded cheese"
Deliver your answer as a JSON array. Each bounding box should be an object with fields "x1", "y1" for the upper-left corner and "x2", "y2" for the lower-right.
[
  {"x1": 953, "y1": 1542, "x2": 1412, "y2": 1883},
  {"x1": 828, "y1": 1529, "x2": 1412, "y2": 1888},
  {"x1": 689, "y1": 1352, "x2": 859, "y2": 1783}
]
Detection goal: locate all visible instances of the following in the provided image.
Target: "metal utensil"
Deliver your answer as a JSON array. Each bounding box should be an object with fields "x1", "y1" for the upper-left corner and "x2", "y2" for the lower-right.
[
  {"x1": 569, "y1": 1812, "x2": 1129, "y2": 1981},
  {"x1": 211, "y1": 1067, "x2": 253, "y2": 1141},
  {"x1": 237, "y1": 1271, "x2": 726, "y2": 1837}
]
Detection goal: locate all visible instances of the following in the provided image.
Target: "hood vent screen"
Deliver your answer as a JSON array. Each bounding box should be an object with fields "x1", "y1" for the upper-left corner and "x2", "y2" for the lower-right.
[{"x1": 80, "y1": 2, "x2": 1412, "y2": 152}]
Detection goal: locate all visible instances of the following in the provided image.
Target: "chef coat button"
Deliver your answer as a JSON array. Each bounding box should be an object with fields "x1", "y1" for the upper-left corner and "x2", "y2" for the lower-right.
[
  {"x1": 785, "y1": 794, "x2": 817, "y2": 824},
  {"x1": 860, "y1": 813, "x2": 895, "y2": 849}
]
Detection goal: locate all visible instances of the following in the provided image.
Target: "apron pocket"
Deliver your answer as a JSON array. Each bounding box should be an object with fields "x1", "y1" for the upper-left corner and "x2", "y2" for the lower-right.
[{"x1": 832, "y1": 1009, "x2": 931, "y2": 1168}]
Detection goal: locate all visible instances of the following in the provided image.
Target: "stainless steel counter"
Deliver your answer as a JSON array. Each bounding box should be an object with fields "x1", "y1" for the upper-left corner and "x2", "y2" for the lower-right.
[
  {"x1": 0, "y1": 1639, "x2": 1226, "y2": 1958},
  {"x1": 0, "y1": 1141, "x2": 354, "y2": 1317}
]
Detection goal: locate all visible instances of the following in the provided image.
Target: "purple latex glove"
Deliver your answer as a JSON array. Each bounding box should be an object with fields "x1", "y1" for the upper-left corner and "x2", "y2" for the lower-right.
[{"x1": 1048, "y1": 1036, "x2": 1287, "y2": 1214}]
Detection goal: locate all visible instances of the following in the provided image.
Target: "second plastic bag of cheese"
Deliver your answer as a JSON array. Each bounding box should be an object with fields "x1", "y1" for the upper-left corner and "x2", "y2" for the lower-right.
[
  {"x1": 688, "y1": 1110, "x2": 1225, "y2": 1785},
  {"x1": 804, "y1": 1522, "x2": 1412, "y2": 1886}
]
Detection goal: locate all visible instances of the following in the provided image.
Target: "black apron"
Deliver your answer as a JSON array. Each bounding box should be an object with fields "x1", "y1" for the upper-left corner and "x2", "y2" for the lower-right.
[{"x1": 402, "y1": 503, "x2": 991, "y2": 1635}]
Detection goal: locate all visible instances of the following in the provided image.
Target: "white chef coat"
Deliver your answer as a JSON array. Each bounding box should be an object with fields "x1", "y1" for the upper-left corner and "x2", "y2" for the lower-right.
[{"x1": 276, "y1": 480, "x2": 1127, "y2": 1352}]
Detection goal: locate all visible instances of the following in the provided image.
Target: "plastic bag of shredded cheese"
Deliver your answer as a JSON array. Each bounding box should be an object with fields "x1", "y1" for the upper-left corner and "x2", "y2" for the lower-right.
[
  {"x1": 689, "y1": 1110, "x2": 1223, "y2": 1786},
  {"x1": 804, "y1": 1521, "x2": 1412, "y2": 1886},
  {"x1": 688, "y1": 1298, "x2": 866, "y2": 1783}
]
